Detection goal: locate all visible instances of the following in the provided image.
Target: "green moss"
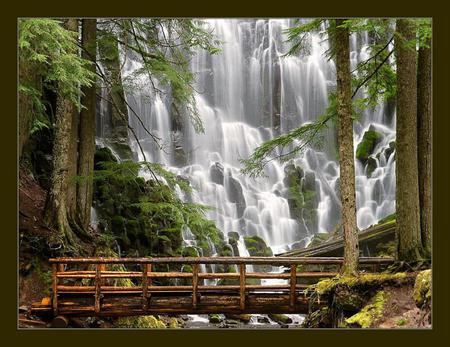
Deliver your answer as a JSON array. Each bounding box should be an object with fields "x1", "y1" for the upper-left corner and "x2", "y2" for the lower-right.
[
  {"x1": 309, "y1": 232, "x2": 331, "y2": 247},
  {"x1": 312, "y1": 272, "x2": 407, "y2": 295},
  {"x1": 345, "y1": 291, "x2": 387, "y2": 328},
  {"x1": 208, "y1": 314, "x2": 223, "y2": 324},
  {"x1": 116, "y1": 315, "x2": 166, "y2": 329},
  {"x1": 396, "y1": 318, "x2": 408, "y2": 326},
  {"x1": 268, "y1": 314, "x2": 292, "y2": 324},
  {"x1": 413, "y1": 269, "x2": 431, "y2": 308},
  {"x1": 356, "y1": 130, "x2": 382, "y2": 163},
  {"x1": 244, "y1": 235, "x2": 273, "y2": 256},
  {"x1": 377, "y1": 213, "x2": 396, "y2": 225}
]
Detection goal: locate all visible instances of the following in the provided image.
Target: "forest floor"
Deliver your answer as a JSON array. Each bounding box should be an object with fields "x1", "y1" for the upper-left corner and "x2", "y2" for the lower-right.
[{"x1": 375, "y1": 282, "x2": 431, "y2": 328}]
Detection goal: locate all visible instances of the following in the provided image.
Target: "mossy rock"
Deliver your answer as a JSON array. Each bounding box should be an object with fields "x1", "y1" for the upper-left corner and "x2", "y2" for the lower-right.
[
  {"x1": 308, "y1": 232, "x2": 331, "y2": 247},
  {"x1": 413, "y1": 269, "x2": 431, "y2": 308},
  {"x1": 208, "y1": 314, "x2": 223, "y2": 324},
  {"x1": 182, "y1": 246, "x2": 200, "y2": 258},
  {"x1": 345, "y1": 291, "x2": 388, "y2": 328},
  {"x1": 302, "y1": 307, "x2": 331, "y2": 328},
  {"x1": 244, "y1": 235, "x2": 273, "y2": 256},
  {"x1": 356, "y1": 129, "x2": 383, "y2": 163},
  {"x1": 116, "y1": 315, "x2": 166, "y2": 328}
]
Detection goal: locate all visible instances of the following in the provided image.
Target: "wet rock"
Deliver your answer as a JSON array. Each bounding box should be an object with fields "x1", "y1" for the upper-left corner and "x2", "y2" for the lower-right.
[
  {"x1": 268, "y1": 314, "x2": 293, "y2": 325},
  {"x1": 210, "y1": 162, "x2": 224, "y2": 185},
  {"x1": 227, "y1": 231, "x2": 240, "y2": 256},
  {"x1": 225, "y1": 314, "x2": 252, "y2": 323},
  {"x1": 303, "y1": 171, "x2": 316, "y2": 192},
  {"x1": 257, "y1": 316, "x2": 271, "y2": 324},
  {"x1": 366, "y1": 156, "x2": 378, "y2": 177},
  {"x1": 244, "y1": 235, "x2": 272, "y2": 272},
  {"x1": 384, "y1": 141, "x2": 396, "y2": 161},
  {"x1": 227, "y1": 175, "x2": 246, "y2": 218}
]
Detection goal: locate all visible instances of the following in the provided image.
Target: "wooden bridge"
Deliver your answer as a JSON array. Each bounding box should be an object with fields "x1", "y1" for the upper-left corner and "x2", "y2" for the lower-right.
[{"x1": 29, "y1": 256, "x2": 394, "y2": 320}]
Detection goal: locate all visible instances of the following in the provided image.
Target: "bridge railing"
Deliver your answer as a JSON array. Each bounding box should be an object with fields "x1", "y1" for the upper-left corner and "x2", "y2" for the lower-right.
[{"x1": 48, "y1": 256, "x2": 393, "y2": 315}]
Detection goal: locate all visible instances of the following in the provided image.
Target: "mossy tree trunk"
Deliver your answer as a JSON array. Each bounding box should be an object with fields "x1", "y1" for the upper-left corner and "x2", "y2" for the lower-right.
[
  {"x1": 18, "y1": 56, "x2": 40, "y2": 159},
  {"x1": 335, "y1": 19, "x2": 359, "y2": 275},
  {"x1": 76, "y1": 19, "x2": 97, "y2": 230},
  {"x1": 43, "y1": 19, "x2": 80, "y2": 252},
  {"x1": 417, "y1": 36, "x2": 432, "y2": 257},
  {"x1": 98, "y1": 31, "x2": 129, "y2": 139},
  {"x1": 395, "y1": 19, "x2": 423, "y2": 262}
]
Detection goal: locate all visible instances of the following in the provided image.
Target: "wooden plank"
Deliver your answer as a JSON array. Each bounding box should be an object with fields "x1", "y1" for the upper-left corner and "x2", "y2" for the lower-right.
[
  {"x1": 240, "y1": 263, "x2": 246, "y2": 310},
  {"x1": 142, "y1": 264, "x2": 149, "y2": 311},
  {"x1": 94, "y1": 264, "x2": 101, "y2": 313},
  {"x1": 52, "y1": 263, "x2": 58, "y2": 316},
  {"x1": 289, "y1": 264, "x2": 296, "y2": 308},
  {"x1": 192, "y1": 264, "x2": 199, "y2": 308},
  {"x1": 49, "y1": 256, "x2": 394, "y2": 265}
]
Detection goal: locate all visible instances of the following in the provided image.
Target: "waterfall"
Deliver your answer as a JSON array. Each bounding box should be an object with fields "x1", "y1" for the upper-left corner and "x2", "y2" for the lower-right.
[{"x1": 98, "y1": 18, "x2": 396, "y2": 256}]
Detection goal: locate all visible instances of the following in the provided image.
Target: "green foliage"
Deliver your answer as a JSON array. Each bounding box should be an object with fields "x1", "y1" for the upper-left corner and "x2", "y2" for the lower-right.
[
  {"x1": 32, "y1": 258, "x2": 52, "y2": 295},
  {"x1": 283, "y1": 19, "x2": 324, "y2": 56},
  {"x1": 99, "y1": 19, "x2": 221, "y2": 134},
  {"x1": 241, "y1": 94, "x2": 336, "y2": 177},
  {"x1": 396, "y1": 318, "x2": 408, "y2": 326},
  {"x1": 93, "y1": 148, "x2": 221, "y2": 258},
  {"x1": 18, "y1": 19, "x2": 95, "y2": 107}
]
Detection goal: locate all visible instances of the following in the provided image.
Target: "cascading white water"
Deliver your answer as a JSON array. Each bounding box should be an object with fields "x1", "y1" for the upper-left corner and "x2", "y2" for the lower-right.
[{"x1": 102, "y1": 18, "x2": 396, "y2": 257}]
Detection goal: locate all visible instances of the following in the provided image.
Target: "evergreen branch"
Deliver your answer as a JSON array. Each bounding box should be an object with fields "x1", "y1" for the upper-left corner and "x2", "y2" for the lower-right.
[{"x1": 351, "y1": 48, "x2": 394, "y2": 99}]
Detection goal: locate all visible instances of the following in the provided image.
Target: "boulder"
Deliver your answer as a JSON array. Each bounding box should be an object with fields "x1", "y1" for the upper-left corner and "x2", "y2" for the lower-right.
[
  {"x1": 210, "y1": 162, "x2": 224, "y2": 185},
  {"x1": 227, "y1": 175, "x2": 246, "y2": 218},
  {"x1": 356, "y1": 127, "x2": 383, "y2": 164}
]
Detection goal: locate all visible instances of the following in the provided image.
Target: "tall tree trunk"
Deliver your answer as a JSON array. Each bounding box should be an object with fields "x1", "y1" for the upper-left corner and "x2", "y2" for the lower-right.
[
  {"x1": 18, "y1": 57, "x2": 39, "y2": 159},
  {"x1": 66, "y1": 87, "x2": 79, "y2": 220},
  {"x1": 335, "y1": 19, "x2": 359, "y2": 275},
  {"x1": 396, "y1": 19, "x2": 423, "y2": 261},
  {"x1": 77, "y1": 19, "x2": 97, "y2": 230},
  {"x1": 43, "y1": 19, "x2": 79, "y2": 251},
  {"x1": 417, "y1": 36, "x2": 432, "y2": 257}
]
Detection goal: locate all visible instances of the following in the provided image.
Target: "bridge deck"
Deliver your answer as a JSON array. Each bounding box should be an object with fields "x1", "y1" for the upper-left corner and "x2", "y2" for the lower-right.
[{"x1": 29, "y1": 256, "x2": 394, "y2": 318}]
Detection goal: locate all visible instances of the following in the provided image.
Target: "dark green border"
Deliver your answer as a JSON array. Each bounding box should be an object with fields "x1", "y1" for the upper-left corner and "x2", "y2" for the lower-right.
[{"x1": 5, "y1": 0, "x2": 449, "y2": 345}]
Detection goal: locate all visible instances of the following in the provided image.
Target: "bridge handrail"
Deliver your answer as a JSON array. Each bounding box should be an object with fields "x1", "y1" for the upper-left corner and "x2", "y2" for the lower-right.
[{"x1": 49, "y1": 256, "x2": 394, "y2": 265}]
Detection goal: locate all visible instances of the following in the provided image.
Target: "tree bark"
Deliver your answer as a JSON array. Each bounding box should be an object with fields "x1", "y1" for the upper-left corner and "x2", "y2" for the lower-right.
[
  {"x1": 417, "y1": 36, "x2": 432, "y2": 257},
  {"x1": 76, "y1": 19, "x2": 97, "y2": 230},
  {"x1": 18, "y1": 56, "x2": 40, "y2": 159},
  {"x1": 43, "y1": 19, "x2": 80, "y2": 251},
  {"x1": 335, "y1": 19, "x2": 359, "y2": 275},
  {"x1": 98, "y1": 32, "x2": 129, "y2": 139},
  {"x1": 396, "y1": 19, "x2": 423, "y2": 261}
]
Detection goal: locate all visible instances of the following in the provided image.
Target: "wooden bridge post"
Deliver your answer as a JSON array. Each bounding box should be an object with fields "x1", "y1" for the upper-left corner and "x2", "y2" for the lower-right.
[
  {"x1": 192, "y1": 264, "x2": 199, "y2": 309},
  {"x1": 289, "y1": 264, "x2": 297, "y2": 308},
  {"x1": 52, "y1": 263, "x2": 58, "y2": 316},
  {"x1": 142, "y1": 263, "x2": 149, "y2": 311},
  {"x1": 95, "y1": 264, "x2": 101, "y2": 313},
  {"x1": 239, "y1": 263, "x2": 246, "y2": 310}
]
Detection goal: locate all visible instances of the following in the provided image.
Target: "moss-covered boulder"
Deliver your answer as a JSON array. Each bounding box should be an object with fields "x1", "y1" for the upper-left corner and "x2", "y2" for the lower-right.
[
  {"x1": 116, "y1": 315, "x2": 166, "y2": 328},
  {"x1": 208, "y1": 314, "x2": 223, "y2": 324},
  {"x1": 244, "y1": 235, "x2": 273, "y2": 257},
  {"x1": 283, "y1": 163, "x2": 318, "y2": 232},
  {"x1": 356, "y1": 127, "x2": 383, "y2": 164},
  {"x1": 345, "y1": 291, "x2": 388, "y2": 328},
  {"x1": 413, "y1": 269, "x2": 431, "y2": 308}
]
